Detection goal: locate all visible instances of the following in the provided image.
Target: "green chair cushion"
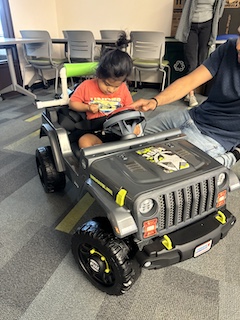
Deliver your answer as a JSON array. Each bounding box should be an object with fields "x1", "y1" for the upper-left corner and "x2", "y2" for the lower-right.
[
  {"x1": 133, "y1": 58, "x2": 159, "y2": 68},
  {"x1": 28, "y1": 57, "x2": 67, "y2": 66}
]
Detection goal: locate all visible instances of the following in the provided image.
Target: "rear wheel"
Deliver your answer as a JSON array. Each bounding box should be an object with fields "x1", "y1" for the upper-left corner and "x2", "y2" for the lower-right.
[
  {"x1": 72, "y1": 219, "x2": 141, "y2": 295},
  {"x1": 36, "y1": 146, "x2": 66, "y2": 193}
]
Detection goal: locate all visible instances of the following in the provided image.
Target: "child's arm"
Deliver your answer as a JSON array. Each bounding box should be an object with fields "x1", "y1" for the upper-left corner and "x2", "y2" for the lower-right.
[
  {"x1": 69, "y1": 100, "x2": 99, "y2": 114},
  {"x1": 69, "y1": 80, "x2": 99, "y2": 114}
]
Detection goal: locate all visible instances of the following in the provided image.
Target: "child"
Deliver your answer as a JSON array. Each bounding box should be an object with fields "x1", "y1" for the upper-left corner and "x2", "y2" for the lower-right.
[{"x1": 69, "y1": 32, "x2": 136, "y2": 148}]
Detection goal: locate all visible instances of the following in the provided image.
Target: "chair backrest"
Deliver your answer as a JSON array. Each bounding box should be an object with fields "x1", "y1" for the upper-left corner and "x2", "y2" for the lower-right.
[
  {"x1": 20, "y1": 30, "x2": 52, "y2": 60},
  {"x1": 130, "y1": 31, "x2": 166, "y2": 62},
  {"x1": 63, "y1": 30, "x2": 95, "y2": 62},
  {"x1": 100, "y1": 30, "x2": 123, "y2": 39}
]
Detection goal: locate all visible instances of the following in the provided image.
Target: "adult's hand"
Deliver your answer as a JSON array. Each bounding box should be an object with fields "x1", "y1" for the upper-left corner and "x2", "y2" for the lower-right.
[{"x1": 130, "y1": 98, "x2": 157, "y2": 112}]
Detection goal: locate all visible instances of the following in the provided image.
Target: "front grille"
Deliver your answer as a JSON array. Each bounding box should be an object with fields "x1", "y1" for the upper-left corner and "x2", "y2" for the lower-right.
[{"x1": 157, "y1": 177, "x2": 216, "y2": 230}]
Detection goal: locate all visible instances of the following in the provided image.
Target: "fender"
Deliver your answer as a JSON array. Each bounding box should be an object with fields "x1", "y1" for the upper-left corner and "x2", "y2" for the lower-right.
[
  {"x1": 85, "y1": 178, "x2": 138, "y2": 238},
  {"x1": 40, "y1": 123, "x2": 66, "y2": 172}
]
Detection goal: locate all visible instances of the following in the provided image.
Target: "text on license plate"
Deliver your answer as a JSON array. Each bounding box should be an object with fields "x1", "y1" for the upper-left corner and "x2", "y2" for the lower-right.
[{"x1": 194, "y1": 239, "x2": 212, "y2": 258}]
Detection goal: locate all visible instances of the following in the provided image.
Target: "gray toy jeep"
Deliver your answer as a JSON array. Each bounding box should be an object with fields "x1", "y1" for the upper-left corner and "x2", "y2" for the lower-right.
[{"x1": 36, "y1": 106, "x2": 238, "y2": 295}]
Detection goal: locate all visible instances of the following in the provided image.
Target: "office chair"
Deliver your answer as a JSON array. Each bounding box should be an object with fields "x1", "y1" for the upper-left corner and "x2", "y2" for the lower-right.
[
  {"x1": 20, "y1": 30, "x2": 68, "y2": 97},
  {"x1": 130, "y1": 31, "x2": 171, "y2": 91},
  {"x1": 63, "y1": 30, "x2": 96, "y2": 63},
  {"x1": 100, "y1": 30, "x2": 123, "y2": 39},
  {"x1": 100, "y1": 30, "x2": 129, "y2": 51},
  {"x1": 100, "y1": 30, "x2": 123, "y2": 44}
]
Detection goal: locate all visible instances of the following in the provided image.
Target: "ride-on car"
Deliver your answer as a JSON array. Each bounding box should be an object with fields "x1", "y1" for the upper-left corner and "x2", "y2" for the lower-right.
[{"x1": 35, "y1": 64, "x2": 238, "y2": 295}]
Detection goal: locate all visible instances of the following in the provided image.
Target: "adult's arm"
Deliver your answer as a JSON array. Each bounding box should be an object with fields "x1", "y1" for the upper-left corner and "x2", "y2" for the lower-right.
[{"x1": 131, "y1": 65, "x2": 213, "y2": 112}]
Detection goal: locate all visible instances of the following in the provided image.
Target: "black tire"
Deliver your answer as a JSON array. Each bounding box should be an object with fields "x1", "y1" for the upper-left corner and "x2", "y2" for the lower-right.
[
  {"x1": 36, "y1": 146, "x2": 66, "y2": 193},
  {"x1": 71, "y1": 219, "x2": 141, "y2": 295}
]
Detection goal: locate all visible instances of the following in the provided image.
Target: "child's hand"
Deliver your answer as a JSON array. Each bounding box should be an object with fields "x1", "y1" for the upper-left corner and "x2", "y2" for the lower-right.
[{"x1": 88, "y1": 103, "x2": 99, "y2": 114}]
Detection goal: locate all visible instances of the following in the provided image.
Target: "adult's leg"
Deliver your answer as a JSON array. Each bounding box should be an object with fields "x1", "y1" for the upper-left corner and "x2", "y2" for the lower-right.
[
  {"x1": 184, "y1": 23, "x2": 199, "y2": 73},
  {"x1": 144, "y1": 109, "x2": 191, "y2": 134},
  {"x1": 144, "y1": 110, "x2": 237, "y2": 168},
  {"x1": 171, "y1": 122, "x2": 236, "y2": 168},
  {"x1": 198, "y1": 19, "x2": 212, "y2": 65},
  {"x1": 183, "y1": 23, "x2": 199, "y2": 105},
  {"x1": 181, "y1": 123, "x2": 235, "y2": 167}
]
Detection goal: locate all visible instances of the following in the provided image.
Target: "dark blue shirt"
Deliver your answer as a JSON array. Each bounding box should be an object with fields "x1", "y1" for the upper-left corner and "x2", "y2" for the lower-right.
[{"x1": 189, "y1": 39, "x2": 240, "y2": 150}]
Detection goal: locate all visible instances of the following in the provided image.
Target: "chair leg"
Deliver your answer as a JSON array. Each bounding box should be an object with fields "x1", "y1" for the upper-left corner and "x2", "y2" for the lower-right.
[
  {"x1": 134, "y1": 67, "x2": 138, "y2": 92},
  {"x1": 26, "y1": 68, "x2": 43, "y2": 88},
  {"x1": 38, "y1": 69, "x2": 49, "y2": 88},
  {"x1": 166, "y1": 65, "x2": 171, "y2": 86},
  {"x1": 70, "y1": 77, "x2": 74, "y2": 88},
  {"x1": 54, "y1": 68, "x2": 59, "y2": 94},
  {"x1": 138, "y1": 70, "x2": 142, "y2": 89},
  {"x1": 22, "y1": 64, "x2": 31, "y2": 88},
  {"x1": 160, "y1": 70, "x2": 166, "y2": 91}
]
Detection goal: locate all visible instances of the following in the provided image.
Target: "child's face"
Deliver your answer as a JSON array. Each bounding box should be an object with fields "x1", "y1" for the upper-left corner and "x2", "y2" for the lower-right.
[{"x1": 98, "y1": 77, "x2": 126, "y2": 95}]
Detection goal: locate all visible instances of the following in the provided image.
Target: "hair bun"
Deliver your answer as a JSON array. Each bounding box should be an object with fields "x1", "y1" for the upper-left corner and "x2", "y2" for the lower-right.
[{"x1": 115, "y1": 31, "x2": 131, "y2": 50}]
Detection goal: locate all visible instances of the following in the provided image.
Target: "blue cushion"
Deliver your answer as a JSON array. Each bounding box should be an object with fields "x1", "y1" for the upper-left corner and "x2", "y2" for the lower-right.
[{"x1": 217, "y1": 34, "x2": 238, "y2": 40}]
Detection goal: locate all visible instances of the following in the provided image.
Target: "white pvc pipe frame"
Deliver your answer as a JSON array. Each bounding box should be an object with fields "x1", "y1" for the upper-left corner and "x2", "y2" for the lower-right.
[
  {"x1": 36, "y1": 67, "x2": 71, "y2": 109},
  {"x1": 36, "y1": 62, "x2": 98, "y2": 109}
]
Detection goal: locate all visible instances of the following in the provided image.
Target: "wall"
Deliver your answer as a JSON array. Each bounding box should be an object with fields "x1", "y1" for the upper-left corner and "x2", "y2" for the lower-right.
[
  {"x1": 56, "y1": 0, "x2": 173, "y2": 38},
  {"x1": 8, "y1": 0, "x2": 174, "y2": 85},
  {"x1": 8, "y1": 0, "x2": 62, "y2": 82}
]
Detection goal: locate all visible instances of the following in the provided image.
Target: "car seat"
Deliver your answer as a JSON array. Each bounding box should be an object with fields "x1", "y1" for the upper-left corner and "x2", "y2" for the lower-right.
[{"x1": 57, "y1": 106, "x2": 106, "y2": 158}]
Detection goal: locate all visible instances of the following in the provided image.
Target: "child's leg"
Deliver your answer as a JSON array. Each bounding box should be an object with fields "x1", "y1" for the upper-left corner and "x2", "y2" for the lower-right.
[
  {"x1": 134, "y1": 124, "x2": 143, "y2": 136},
  {"x1": 78, "y1": 133, "x2": 103, "y2": 148}
]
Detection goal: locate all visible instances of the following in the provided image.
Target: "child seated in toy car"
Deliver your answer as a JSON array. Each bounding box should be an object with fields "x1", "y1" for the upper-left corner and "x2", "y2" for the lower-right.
[{"x1": 69, "y1": 31, "x2": 141, "y2": 148}]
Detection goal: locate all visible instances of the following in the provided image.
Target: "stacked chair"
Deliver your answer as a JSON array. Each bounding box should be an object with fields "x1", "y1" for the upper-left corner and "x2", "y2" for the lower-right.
[
  {"x1": 130, "y1": 31, "x2": 171, "y2": 91},
  {"x1": 20, "y1": 30, "x2": 68, "y2": 98},
  {"x1": 63, "y1": 30, "x2": 96, "y2": 63}
]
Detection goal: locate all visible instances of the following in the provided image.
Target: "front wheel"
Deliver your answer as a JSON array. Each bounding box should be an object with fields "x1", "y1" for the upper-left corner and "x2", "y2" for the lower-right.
[
  {"x1": 71, "y1": 219, "x2": 141, "y2": 295},
  {"x1": 36, "y1": 146, "x2": 66, "y2": 193}
]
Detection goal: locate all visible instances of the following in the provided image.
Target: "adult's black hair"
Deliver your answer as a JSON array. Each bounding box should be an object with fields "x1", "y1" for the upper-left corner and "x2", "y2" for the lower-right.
[{"x1": 96, "y1": 31, "x2": 133, "y2": 80}]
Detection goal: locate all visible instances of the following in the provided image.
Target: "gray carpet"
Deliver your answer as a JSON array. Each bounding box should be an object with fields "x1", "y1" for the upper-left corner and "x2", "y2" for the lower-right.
[{"x1": 0, "y1": 85, "x2": 240, "y2": 320}]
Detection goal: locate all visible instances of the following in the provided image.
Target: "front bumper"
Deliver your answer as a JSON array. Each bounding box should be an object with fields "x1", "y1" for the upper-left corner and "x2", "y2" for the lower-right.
[{"x1": 136, "y1": 209, "x2": 236, "y2": 269}]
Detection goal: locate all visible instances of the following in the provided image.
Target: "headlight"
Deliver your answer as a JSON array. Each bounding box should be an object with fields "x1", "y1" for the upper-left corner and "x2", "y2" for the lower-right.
[
  {"x1": 139, "y1": 199, "x2": 154, "y2": 215},
  {"x1": 217, "y1": 172, "x2": 226, "y2": 187}
]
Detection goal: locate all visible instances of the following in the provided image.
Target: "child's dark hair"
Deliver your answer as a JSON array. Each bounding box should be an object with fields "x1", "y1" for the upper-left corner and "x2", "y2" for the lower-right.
[{"x1": 96, "y1": 31, "x2": 133, "y2": 80}]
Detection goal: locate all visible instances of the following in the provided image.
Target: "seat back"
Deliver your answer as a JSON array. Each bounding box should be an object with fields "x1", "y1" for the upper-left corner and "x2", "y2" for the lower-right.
[
  {"x1": 130, "y1": 31, "x2": 165, "y2": 63},
  {"x1": 100, "y1": 30, "x2": 123, "y2": 39},
  {"x1": 63, "y1": 30, "x2": 95, "y2": 62},
  {"x1": 20, "y1": 30, "x2": 52, "y2": 63},
  {"x1": 130, "y1": 31, "x2": 170, "y2": 91},
  {"x1": 20, "y1": 30, "x2": 68, "y2": 94}
]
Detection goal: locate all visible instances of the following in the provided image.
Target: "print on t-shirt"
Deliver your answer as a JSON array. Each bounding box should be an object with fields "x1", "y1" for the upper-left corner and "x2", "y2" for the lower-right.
[{"x1": 89, "y1": 98, "x2": 121, "y2": 114}]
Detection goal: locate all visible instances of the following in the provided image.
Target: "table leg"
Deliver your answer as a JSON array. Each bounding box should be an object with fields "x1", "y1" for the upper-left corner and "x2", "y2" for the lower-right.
[{"x1": 0, "y1": 47, "x2": 37, "y2": 100}]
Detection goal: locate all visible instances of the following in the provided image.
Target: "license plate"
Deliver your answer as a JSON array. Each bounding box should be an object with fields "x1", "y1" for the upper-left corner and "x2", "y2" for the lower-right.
[{"x1": 194, "y1": 239, "x2": 212, "y2": 258}]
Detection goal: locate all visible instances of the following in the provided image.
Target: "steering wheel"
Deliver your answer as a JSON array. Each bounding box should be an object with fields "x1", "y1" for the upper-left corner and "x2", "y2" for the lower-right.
[{"x1": 103, "y1": 106, "x2": 145, "y2": 140}]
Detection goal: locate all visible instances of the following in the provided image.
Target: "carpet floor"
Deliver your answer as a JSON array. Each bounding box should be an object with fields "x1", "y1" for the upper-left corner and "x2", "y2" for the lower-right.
[{"x1": 0, "y1": 84, "x2": 240, "y2": 320}]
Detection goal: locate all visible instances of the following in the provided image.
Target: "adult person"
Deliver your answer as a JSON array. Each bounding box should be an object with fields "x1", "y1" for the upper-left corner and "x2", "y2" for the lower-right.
[
  {"x1": 130, "y1": 27, "x2": 240, "y2": 169},
  {"x1": 69, "y1": 32, "x2": 138, "y2": 148},
  {"x1": 175, "y1": 0, "x2": 226, "y2": 108}
]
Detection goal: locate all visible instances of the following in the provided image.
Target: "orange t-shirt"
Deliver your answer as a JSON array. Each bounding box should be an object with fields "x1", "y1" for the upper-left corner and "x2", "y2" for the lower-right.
[{"x1": 70, "y1": 79, "x2": 133, "y2": 120}]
